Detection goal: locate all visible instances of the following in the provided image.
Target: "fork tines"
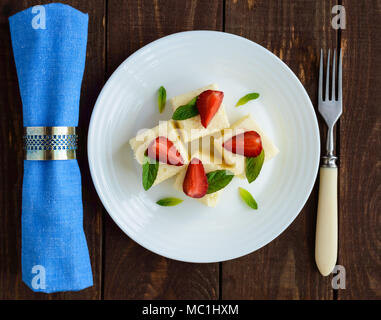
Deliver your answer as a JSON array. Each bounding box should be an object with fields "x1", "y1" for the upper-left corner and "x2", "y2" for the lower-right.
[{"x1": 319, "y1": 49, "x2": 342, "y2": 103}]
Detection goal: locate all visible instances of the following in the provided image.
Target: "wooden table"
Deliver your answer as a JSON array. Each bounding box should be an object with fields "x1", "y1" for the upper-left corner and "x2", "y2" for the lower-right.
[{"x1": 0, "y1": 0, "x2": 379, "y2": 300}]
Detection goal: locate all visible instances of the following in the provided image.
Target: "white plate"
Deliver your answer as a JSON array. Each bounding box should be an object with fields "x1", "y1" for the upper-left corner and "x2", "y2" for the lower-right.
[{"x1": 88, "y1": 31, "x2": 320, "y2": 263}]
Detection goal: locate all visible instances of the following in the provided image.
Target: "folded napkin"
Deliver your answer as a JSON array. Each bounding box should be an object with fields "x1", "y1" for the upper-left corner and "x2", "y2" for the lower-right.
[{"x1": 9, "y1": 3, "x2": 93, "y2": 293}]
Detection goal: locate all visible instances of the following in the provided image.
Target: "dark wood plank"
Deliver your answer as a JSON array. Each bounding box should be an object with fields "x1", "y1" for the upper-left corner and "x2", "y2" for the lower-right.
[
  {"x1": 338, "y1": 0, "x2": 381, "y2": 300},
  {"x1": 104, "y1": 0, "x2": 223, "y2": 299},
  {"x1": 222, "y1": 0, "x2": 337, "y2": 299},
  {"x1": 0, "y1": 0, "x2": 105, "y2": 299}
]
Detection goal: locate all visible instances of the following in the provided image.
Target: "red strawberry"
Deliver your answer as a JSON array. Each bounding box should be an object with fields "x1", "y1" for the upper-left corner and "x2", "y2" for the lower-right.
[
  {"x1": 146, "y1": 136, "x2": 184, "y2": 166},
  {"x1": 223, "y1": 131, "x2": 263, "y2": 157},
  {"x1": 196, "y1": 90, "x2": 224, "y2": 128},
  {"x1": 183, "y1": 158, "x2": 208, "y2": 198}
]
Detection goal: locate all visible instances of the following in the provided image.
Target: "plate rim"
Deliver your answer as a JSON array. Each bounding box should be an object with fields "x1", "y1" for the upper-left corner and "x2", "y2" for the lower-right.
[{"x1": 88, "y1": 30, "x2": 320, "y2": 263}]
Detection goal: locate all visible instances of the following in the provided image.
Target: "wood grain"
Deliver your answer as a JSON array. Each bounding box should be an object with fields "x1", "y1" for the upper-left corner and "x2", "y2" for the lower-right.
[
  {"x1": 338, "y1": 0, "x2": 381, "y2": 300},
  {"x1": 221, "y1": 0, "x2": 337, "y2": 299},
  {"x1": 0, "y1": 0, "x2": 105, "y2": 299},
  {"x1": 103, "y1": 0, "x2": 223, "y2": 299}
]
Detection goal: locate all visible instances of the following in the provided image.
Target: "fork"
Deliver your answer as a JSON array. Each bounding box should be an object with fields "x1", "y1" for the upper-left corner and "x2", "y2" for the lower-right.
[{"x1": 315, "y1": 49, "x2": 342, "y2": 276}]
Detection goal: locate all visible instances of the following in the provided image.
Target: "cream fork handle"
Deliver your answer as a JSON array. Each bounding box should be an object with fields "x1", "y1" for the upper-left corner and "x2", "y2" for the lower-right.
[{"x1": 315, "y1": 167, "x2": 338, "y2": 276}]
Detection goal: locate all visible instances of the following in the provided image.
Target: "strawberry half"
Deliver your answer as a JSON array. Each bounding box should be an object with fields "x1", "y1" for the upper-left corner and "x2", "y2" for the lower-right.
[
  {"x1": 223, "y1": 131, "x2": 263, "y2": 157},
  {"x1": 146, "y1": 136, "x2": 184, "y2": 166},
  {"x1": 183, "y1": 158, "x2": 208, "y2": 198},
  {"x1": 196, "y1": 90, "x2": 224, "y2": 128}
]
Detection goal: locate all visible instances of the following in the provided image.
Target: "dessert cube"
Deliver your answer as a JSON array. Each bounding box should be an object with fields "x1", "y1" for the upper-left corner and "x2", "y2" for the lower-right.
[
  {"x1": 174, "y1": 150, "x2": 232, "y2": 207},
  {"x1": 129, "y1": 120, "x2": 188, "y2": 186},
  {"x1": 170, "y1": 84, "x2": 230, "y2": 143},
  {"x1": 214, "y1": 114, "x2": 279, "y2": 177}
]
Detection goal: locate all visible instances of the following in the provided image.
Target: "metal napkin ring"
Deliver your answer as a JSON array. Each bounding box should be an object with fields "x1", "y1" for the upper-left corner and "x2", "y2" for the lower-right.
[{"x1": 23, "y1": 127, "x2": 78, "y2": 160}]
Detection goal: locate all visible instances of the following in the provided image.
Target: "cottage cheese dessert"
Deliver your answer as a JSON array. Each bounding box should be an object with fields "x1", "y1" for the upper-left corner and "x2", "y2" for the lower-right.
[
  {"x1": 170, "y1": 84, "x2": 230, "y2": 143},
  {"x1": 130, "y1": 84, "x2": 280, "y2": 208},
  {"x1": 214, "y1": 114, "x2": 279, "y2": 177},
  {"x1": 129, "y1": 120, "x2": 188, "y2": 186},
  {"x1": 174, "y1": 151, "x2": 232, "y2": 207}
]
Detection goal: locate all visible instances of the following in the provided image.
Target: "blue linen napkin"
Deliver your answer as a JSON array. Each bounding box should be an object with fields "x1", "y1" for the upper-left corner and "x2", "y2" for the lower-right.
[{"x1": 9, "y1": 3, "x2": 93, "y2": 293}]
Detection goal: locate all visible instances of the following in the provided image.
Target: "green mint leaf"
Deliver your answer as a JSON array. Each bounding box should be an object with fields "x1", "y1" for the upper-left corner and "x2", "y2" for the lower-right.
[
  {"x1": 206, "y1": 170, "x2": 234, "y2": 194},
  {"x1": 142, "y1": 155, "x2": 159, "y2": 191},
  {"x1": 172, "y1": 96, "x2": 199, "y2": 120},
  {"x1": 238, "y1": 187, "x2": 258, "y2": 210},
  {"x1": 235, "y1": 93, "x2": 260, "y2": 107},
  {"x1": 158, "y1": 86, "x2": 167, "y2": 113},
  {"x1": 245, "y1": 149, "x2": 265, "y2": 183},
  {"x1": 156, "y1": 197, "x2": 183, "y2": 206}
]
